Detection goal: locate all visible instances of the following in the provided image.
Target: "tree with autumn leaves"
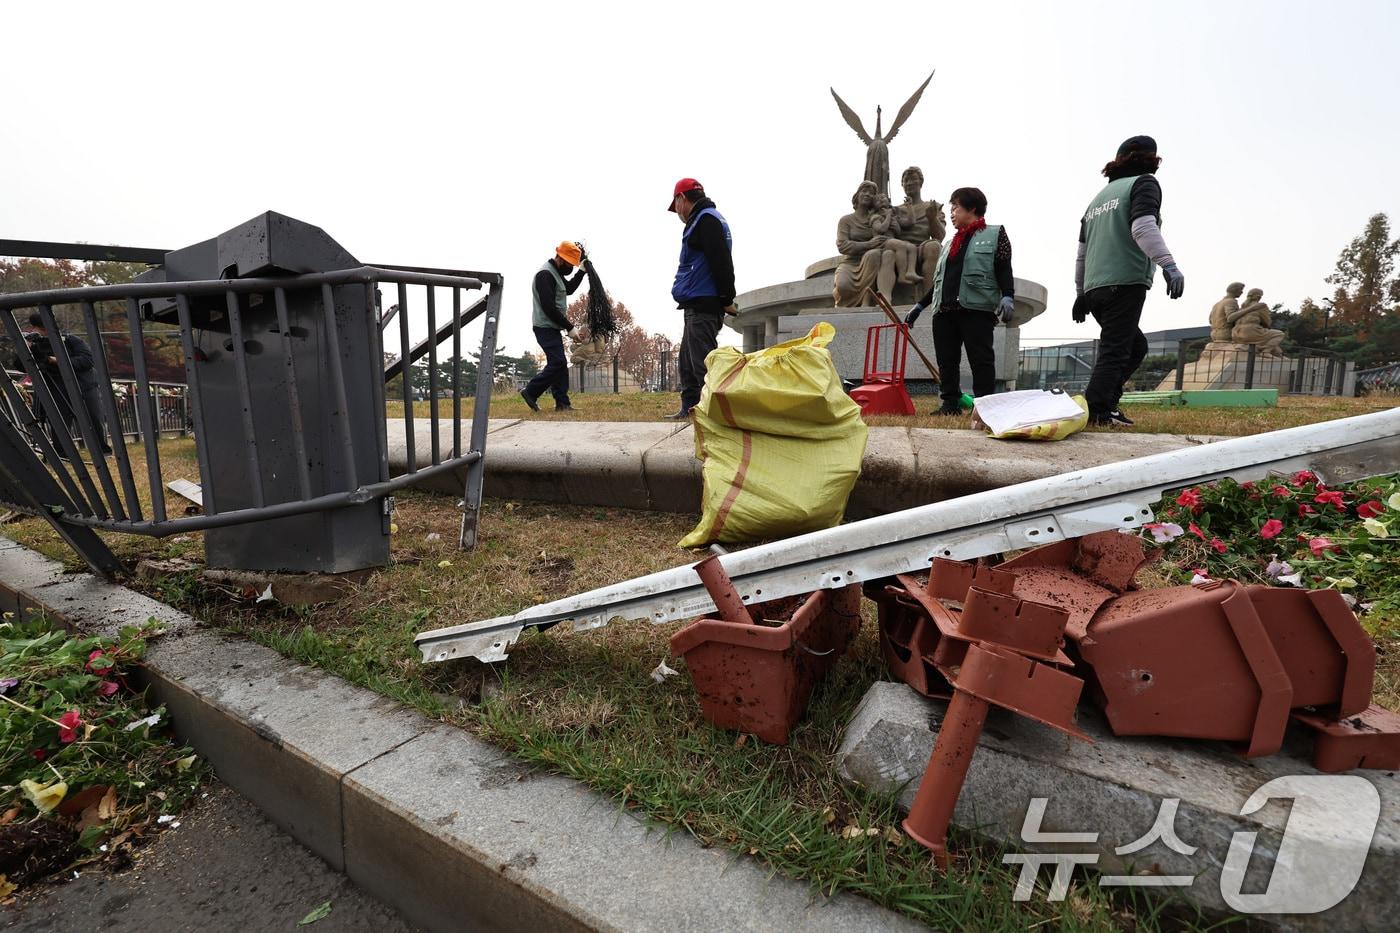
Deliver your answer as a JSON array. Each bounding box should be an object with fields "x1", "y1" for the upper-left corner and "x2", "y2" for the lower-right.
[
  {"x1": 565, "y1": 293, "x2": 676, "y2": 390},
  {"x1": 1275, "y1": 213, "x2": 1400, "y2": 367}
]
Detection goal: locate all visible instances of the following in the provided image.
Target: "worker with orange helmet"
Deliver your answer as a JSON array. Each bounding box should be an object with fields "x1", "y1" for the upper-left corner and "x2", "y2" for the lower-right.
[{"x1": 521, "y1": 240, "x2": 589, "y2": 412}]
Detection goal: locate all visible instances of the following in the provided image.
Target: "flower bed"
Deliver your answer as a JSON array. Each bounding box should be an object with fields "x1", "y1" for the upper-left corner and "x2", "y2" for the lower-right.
[
  {"x1": 0, "y1": 616, "x2": 206, "y2": 897},
  {"x1": 1147, "y1": 471, "x2": 1400, "y2": 624}
]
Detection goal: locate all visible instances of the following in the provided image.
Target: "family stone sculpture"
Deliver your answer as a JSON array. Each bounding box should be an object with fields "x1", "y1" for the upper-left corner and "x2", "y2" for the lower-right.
[
  {"x1": 1206, "y1": 282, "x2": 1285, "y2": 357},
  {"x1": 833, "y1": 169, "x2": 946, "y2": 307}
]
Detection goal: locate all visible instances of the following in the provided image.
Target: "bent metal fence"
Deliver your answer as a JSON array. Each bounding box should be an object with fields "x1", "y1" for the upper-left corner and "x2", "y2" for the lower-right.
[{"x1": 0, "y1": 264, "x2": 501, "y2": 579}]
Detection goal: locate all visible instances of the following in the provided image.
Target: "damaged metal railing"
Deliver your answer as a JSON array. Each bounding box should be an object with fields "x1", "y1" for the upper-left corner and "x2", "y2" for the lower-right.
[
  {"x1": 415, "y1": 407, "x2": 1400, "y2": 664},
  {"x1": 0, "y1": 260, "x2": 501, "y2": 577}
]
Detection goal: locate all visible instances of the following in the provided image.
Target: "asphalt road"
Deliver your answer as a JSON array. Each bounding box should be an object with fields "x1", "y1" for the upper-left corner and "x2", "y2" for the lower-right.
[{"x1": 2, "y1": 782, "x2": 416, "y2": 933}]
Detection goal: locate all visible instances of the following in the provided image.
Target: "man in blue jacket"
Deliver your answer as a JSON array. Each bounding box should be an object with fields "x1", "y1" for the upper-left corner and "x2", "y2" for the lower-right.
[{"x1": 668, "y1": 178, "x2": 736, "y2": 419}]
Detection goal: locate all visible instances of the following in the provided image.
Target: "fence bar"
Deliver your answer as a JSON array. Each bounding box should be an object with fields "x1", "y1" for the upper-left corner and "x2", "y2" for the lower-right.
[
  {"x1": 82, "y1": 301, "x2": 138, "y2": 520},
  {"x1": 397, "y1": 282, "x2": 416, "y2": 473},
  {"x1": 426, "y1": 286, "x2": 440, "y2": 465},
  {"x1": 223, "y1": 291, "x2": 264, "y2": 511},
  {"x1": 173, "y1": 296, "x2": 216, "y2": 516},
  {"x1": 0, "y1": 362, "x2": 84, "y2": 513},
  {"x1": 1173, "y1": 342, "x2": 1187, "y2": 390},
  {"x1": 613, "y1": 356, "x2": 620, "y2": 393},
  {"x1": 37, "y1": 304, "x2": 116, "y2": 520},
  {"x1": 0, "y1": 309, "x2": 100, "y2": 514},
  {"x1": 365, "y1": 284, "x2": 391, "y2": 485},
  {"x1": 1324, "y1": 358, "x2": 1336, "y2": 395},
  {"x1": 274, "y1": 288, "x2": 313, "y2": 501},
  {"x1": 0, "y1": 266, "x2": 480, "y2": 311},
  {"x1": 321, "y1": 284, "x2": 359, "y2": 491},
  {"x1": 61, "y1": 451, "x2": 481, "y2": 538},
  {"x1": 451, "y1": 288, "x2": 462, "y2": 458},
  {"x1": 124, "y1": 297, "x2": 167, "y2": 524},
  {"x1": 460, "y1": 282, "x2": 502, "y2": 550},
  {"x1": 1244, "y1": 344, "x2": 1257, "y2": 389}
]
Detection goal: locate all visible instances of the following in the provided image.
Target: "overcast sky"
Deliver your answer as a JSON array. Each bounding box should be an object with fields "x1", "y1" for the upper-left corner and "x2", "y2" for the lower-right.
[{"x1": 4, "y1": 0, "x2": 1397, "y2": 358}]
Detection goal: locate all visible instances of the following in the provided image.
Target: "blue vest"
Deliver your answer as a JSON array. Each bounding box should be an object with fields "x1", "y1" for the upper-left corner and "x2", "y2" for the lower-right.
[{"x1": 671, "y1": 207, "x2": 732, "y2": 304}]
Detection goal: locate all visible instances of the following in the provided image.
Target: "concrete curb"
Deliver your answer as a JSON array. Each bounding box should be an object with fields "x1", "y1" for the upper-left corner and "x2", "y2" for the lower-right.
[
  {"x1": 0, "y1": 539, "x2": 922, "y2": 933},
  {"x1": 388, "y1": 420, "x2": 1218, "y2": 518},
  {"x1": 837, "y1": 682, "x2": 1400, "y2": 932}
]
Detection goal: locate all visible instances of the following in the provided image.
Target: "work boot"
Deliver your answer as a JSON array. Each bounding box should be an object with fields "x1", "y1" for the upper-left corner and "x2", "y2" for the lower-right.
[
  {"x1": 664, "y1": 408, "x2": 691, "y2": 420},
  {"x1": 519, "y1": 390, "x2": 540, "y2": 412}
]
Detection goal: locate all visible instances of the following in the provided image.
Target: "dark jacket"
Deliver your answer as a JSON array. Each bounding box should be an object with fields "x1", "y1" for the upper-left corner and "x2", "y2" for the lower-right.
[{"x1": 675, "y1": 197, "x2": 735, "y2": 313}]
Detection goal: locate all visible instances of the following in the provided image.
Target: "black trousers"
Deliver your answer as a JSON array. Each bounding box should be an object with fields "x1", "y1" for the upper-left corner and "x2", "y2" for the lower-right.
[
  {"x1": 524, "y1": 326, "x2": 570, "y2": 407},
  {"x1": 1083, "y1": 284, "x2": 1149, "y2": 415},
  {"x1": 678, "y1": 307, "x2": 724, "y2": 412},
  {"x1": 930, "y1": 308, "x2": 997, "y2": 408}
]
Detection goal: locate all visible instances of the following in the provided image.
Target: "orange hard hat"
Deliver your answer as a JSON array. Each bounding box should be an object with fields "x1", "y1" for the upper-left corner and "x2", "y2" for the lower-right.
[{"x1": 556, "y1": 241, "x2": 583, "y2": 266}]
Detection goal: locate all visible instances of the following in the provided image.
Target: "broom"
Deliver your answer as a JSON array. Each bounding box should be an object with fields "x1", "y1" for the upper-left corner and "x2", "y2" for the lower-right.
[{"x1": 578, "y1": 244, "x2": 618, "y2": 342}]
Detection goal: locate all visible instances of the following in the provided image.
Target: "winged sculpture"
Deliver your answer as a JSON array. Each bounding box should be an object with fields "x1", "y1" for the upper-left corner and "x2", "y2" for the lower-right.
[{"x1": 830, "y1": 70, "x2": 935, "y2": 198}]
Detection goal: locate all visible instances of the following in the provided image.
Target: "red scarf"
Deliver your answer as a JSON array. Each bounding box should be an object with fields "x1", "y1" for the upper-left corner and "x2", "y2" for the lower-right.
[{"x1": 948, "y1": 218, "x2": 987, "y2": 260}]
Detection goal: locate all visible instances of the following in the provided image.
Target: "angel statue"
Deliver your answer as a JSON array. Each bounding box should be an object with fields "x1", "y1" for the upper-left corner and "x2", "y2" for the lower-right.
[{"x1": 830, "y1": 70, "x2": 935, "y2": 199}]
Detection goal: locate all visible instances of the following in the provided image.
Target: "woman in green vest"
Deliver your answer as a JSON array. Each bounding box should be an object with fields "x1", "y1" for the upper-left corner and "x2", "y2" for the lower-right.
[
  {"x1": 1073, "y1": 135, "x2": 1186, "y2": 427},
  {"x1": 903, "y1": 187, "x2": 1016, "y2": 415}
]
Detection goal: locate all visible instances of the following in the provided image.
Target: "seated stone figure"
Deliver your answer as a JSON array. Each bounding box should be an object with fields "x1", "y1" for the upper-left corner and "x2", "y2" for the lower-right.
[
  {"x1": 1208, "y1": 282, "x2": 1246, "y2": 345},
  {"x1": 894, "y1": 166, "x2": 945, "y2": 295},
  {"x1": 870, "y1": 193, "x2": 922, "y2": 286},
  {"x1": 1230, "y1": 288, "x2": 1286, "y2": 358},
  {"x1": 834, "y1": 180, "x2": 897, "y2": 307}
]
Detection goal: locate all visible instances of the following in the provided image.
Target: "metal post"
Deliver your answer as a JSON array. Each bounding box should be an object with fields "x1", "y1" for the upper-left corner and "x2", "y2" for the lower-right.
[
  {"x1": 613, "y1": 355, "x2": 620, "y2": 394},
  {"x1": 460, "y1": 281, "x2": 502, "y2": 551},
  {"x1": 273, "y1": 288, "x2": 313, "y2": 501},
  {"x1": 426, "y1": 286, "x2": 440, "y2": 465},
  {"x1": 451, "y1": 288, "x2": 462, "y2": 458},
  {"x1": 1245, "y1": 344, "x2": 1257, "y2": 389},
  {"x1": 1174, "y1": 341, "x2": 1186, "y2": 391},
  {"x1": 1324, "y1": 358, "x2": 1336, "y2": 396},
  {"x1": 322, "y1": 283, "x2": 360, "y2": 491},
  {"x1": 37, "y1": 303, "x2": 117, "y2": 520},
  {"x1": 397, "y1": 282, "x2": 416, "y2": 473},
  {"x1": 173, "y1": 295, "x2": 212, "y2": 515},
  {"x1": 223, "y1": 291, "x2": 262, "y2": 513}
]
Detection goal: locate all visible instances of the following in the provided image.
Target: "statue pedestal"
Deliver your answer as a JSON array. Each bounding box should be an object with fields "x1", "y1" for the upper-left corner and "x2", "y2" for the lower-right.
[{"x1": 1158, "y1": 346, "x2": 1293, "y2": 392}]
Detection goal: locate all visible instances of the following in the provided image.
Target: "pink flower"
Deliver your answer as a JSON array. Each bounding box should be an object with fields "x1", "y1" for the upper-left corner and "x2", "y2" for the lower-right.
[
  {"x1": 1272, "y1": 485, "x2": 1292, "y2": 498},
  {"x1": 1314, "y1": 490, "x2": 1345, "y2": 509},
  {"x1": 1187, "y1": 522, "x2": 1205, "y2": 540},
  {"x1": 1293, "y1": 470, "x2": 1316, "y2": 485},
  {"x1": 1297, "y1": 503, "x2": 1316, "y2": 517},
  {"x1": 1143, "y1": 522, "x2": 1185, "y2": 543},
  {"x1": 1210, "y1": 537, "x2": 1227, "y2": 553},
  {"x1": 1176, "y1": 489, "x2": 1202, "y2": 509},
  {"x1": 31, "y1": 748, "x2": 46, "y2": 761},
  {"x1": 86, "y1": 649, "x2": 113, "y2": 676},
  {"x1": 1358, "y1": 500, "x2": 1384, "y2": 519},
  {"x1": 1308, "y1": 537, "x2": 1340, "y2": 558},
  {"x1": 1260, "y1": 519, "x2": 1284, "y2": 540},
  {"x1": 1241, "y1": 481, "x2": 1255, "y2": 490},
  {"x1": 96, "y1": 680, "x2": 120, "y2": 697},
  {"x1": 58, "y1": 709, "x2": 83, "y2": 744}
]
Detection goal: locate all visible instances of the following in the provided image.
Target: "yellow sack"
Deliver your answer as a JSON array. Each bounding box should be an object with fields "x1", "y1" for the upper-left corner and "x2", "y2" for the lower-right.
[
  {"x1": 679, "y1": 323, "x2": 869, "y2": 548},
  {"x1": 979, "y1": 394, "x2": 1089, "y2": 441}
]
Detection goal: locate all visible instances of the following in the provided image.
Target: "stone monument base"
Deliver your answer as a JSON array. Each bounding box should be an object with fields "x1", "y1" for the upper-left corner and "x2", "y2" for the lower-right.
[{"x1": 1159, "y1": 348, "x2": 1356, "y2": 395}]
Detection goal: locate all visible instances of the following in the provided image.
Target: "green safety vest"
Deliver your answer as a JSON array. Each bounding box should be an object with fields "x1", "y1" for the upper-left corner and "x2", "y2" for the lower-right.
[
  {"x1": 531, "y1": 261, "x2": 568, "y2": 330},
  {"x1": 932, "y1": 224, "x2": 1002, "y2": 312},
  {"x1": 1081, "y1": 175, "x2": 1156, "y2": 292}
]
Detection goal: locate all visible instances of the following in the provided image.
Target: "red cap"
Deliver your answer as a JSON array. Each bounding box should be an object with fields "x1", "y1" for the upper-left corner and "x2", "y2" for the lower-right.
[{"x1": 668, "y1": 177, "x2": 703, "y2": 211}]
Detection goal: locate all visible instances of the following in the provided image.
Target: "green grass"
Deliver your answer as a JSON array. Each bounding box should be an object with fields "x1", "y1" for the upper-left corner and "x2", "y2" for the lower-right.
[{"x1": 4, "y1": 491, "x2": 1239, "y2": 930}]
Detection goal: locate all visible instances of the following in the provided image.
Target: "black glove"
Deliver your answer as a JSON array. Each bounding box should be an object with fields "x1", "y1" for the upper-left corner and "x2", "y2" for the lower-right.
[
  {"x1": 1071, "y1": 294, "x2": 1090, "y2": 324},
  {"x1": 1162, "y1": 262, "x2": 1185, "y2": 300},
  {"x1": 904, "y1": 303, "x2": 926, "y2": 326}
]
